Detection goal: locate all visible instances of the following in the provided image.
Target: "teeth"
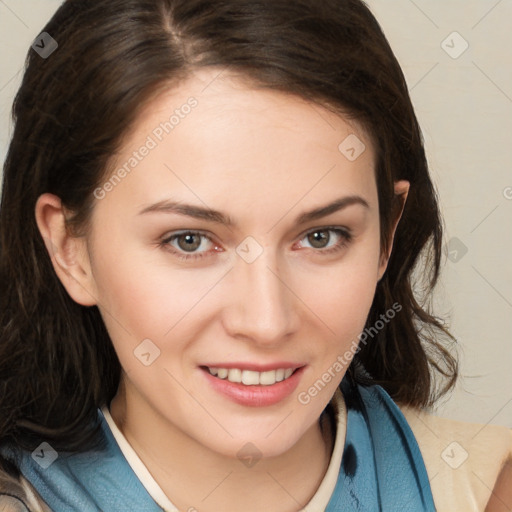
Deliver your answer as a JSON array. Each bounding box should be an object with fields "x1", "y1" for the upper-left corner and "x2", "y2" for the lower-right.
[
  {"x1": 217, "y1": 368, "x2": 228, "y2": 379},
  {"x1": 228, "y1": 368, "x2": 242, "y2": 383},
  {"x1": 207, "y1": 367, "x2": 297, "y2": 386},
  {"x1": 259, "y1": 370, "x2": 277, "y2": 386},
  {"x1": 242, "y1": 370, "x2": 260, "y2": 385}
]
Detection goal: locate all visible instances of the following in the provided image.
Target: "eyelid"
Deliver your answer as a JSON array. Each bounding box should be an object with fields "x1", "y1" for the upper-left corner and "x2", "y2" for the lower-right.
[
  {"x1": 160, "y1": 225, "x2": 352, "y2": 260},
  {"x1": 161, "y1": 228, "x2": 215, "y2": 242},
  {"x1": 160, "y1": 229, "x2": 220, "y2": 255},
  {"x1": 297, "y1": 224, "x2": 351, "y2": 240},
  {"x1": 294, "y1": 226, "x2": 352, "y2": 251}
]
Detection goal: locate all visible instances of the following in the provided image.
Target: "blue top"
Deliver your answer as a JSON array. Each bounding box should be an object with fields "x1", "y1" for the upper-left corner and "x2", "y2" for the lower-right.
[{"x1": 2, "y1": 377, "x2": 436, "y2": 511}]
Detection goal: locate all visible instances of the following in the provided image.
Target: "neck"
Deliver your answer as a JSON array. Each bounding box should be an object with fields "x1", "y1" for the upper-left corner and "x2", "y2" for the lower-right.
[{"x1": 110, "y1": 386, "x2": 336, "y2": 512}]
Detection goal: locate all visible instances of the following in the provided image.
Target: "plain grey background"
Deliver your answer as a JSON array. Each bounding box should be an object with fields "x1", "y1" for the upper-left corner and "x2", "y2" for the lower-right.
[{"x1": 0, "y1": 0, "x2": 511, "y2": 427}]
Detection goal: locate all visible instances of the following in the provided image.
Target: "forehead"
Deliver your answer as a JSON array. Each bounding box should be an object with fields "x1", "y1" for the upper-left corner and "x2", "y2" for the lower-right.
[
  {"x1": 137, "y1": 67, "x2": 373, "y2": 150},
  {"x1": 97, "y1": 67, "x2": 377, "y2": 224}
]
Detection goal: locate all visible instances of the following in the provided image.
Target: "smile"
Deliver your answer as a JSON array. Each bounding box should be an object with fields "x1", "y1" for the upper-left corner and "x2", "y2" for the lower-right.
[
  {"x1": 206, "y1": 367, "x2": 295, "y2": 386},
  {"x1": 200, "y1": 364, "x2": 306, "y2": 406}
]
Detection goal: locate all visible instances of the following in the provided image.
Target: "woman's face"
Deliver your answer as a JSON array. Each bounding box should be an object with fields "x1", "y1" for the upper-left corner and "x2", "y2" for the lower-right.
[{"x1": 71, "y1": 68, "x2": 402, "y2": 458}]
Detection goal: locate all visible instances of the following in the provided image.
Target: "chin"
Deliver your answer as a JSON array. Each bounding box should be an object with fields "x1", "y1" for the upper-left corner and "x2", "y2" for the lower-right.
[{"x1": 205, "y1": 421, "x2": 312, "y2": 462}]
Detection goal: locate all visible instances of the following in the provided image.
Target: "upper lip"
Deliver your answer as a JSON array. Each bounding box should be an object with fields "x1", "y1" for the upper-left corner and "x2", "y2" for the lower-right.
[{"x1": 201, "y1": 362, "x2": 306, "y2": 372}]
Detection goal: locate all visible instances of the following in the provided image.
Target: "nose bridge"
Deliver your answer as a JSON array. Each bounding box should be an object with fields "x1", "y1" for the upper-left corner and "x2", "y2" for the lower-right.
[{"x1": 227, "y1": 243, "x2": 297, "y2": 344}]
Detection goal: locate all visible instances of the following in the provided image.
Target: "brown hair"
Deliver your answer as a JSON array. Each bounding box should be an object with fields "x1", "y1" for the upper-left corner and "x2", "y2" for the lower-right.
[{"x1": 0, "y1": 0, "x2": 457, "y2": 453}]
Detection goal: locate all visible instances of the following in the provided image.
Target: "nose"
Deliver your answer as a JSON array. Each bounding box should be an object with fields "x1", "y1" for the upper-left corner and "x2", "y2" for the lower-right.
[{"x1": 222, "y1": 247, "x2": 300, "y2": 347}]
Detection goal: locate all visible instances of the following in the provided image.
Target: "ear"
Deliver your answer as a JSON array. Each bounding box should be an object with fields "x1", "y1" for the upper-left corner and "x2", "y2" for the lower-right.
[
  {"x1": 377, "y1": 180, "x2": 410, "y2": 281},
  {"x1": 35, "y1": 193, "x2": 98, "y2": 306}
]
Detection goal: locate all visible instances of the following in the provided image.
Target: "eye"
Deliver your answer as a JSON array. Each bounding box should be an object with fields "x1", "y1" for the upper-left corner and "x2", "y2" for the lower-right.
[
  {"x1": 160, "y1": 226, "x2": 353, "y2": 262},
  {"x1": 160, "y1": 231, "x2": 220, "y2": 261},
  {"x1": 296, "y1": 227, "x2": 352, "y2": 254}
]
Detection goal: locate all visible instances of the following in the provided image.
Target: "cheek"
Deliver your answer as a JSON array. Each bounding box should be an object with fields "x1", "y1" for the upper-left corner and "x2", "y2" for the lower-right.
[
  {"x1": 303, "y1": 270, "x2": 377, "y2": 360},
  {"x1": 306, "y1": 236, "x2": 380, "y2": 320},
  {"x1": 301, "y1": 238, "x2": 381, "y2": 366},
  {"x1": 90, "y1": 230, "x2": 210, "y2": 333}
]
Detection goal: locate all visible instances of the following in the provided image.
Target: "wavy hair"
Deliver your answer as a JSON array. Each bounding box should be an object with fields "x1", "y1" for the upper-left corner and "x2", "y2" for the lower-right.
[{"x1": 0, "y1": 0, "x2": 457, "y2": 453}]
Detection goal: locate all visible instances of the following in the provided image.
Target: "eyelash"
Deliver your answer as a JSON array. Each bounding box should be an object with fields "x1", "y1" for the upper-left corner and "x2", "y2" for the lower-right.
[{"x1": 160, "y1": 226, "x2": 353, "y2": 262}]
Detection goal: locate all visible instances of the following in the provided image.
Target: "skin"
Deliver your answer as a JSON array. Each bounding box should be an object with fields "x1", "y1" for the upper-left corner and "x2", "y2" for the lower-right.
[{"x1": 36, "y1": 67, "x2": 409, "y2": 512}]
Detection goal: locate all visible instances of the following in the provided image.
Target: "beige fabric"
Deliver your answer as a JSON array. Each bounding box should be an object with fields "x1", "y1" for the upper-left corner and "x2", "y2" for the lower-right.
[
  {"x1": 400, "y1": 405, "x2": 512, "y2": 512},
  {"x1": 0, "y1": 465, "x2": 51, "y2": 511}
]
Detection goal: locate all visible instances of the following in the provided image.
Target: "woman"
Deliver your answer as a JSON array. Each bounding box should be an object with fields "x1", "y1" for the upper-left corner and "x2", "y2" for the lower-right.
[{"x1": 0, "y1": 0, "x2": 510, "y2": 510}]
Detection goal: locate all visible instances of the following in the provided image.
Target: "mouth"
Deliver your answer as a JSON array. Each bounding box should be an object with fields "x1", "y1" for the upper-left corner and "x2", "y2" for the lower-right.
[
  {"x1": 201, "y1": 366, "x2": 300, "y2": 386},
  {"x1": 199, "y1": 364, "x2": 306, "y2": 407}
]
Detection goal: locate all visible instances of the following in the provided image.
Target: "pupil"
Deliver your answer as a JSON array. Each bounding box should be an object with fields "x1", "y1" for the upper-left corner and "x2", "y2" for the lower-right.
[
  {"x1": 179, "y1": 233, "x2": 200, "y2": 251},
  {"x1": 309, "y1": 230, "x2": 328, "y2": 249}
]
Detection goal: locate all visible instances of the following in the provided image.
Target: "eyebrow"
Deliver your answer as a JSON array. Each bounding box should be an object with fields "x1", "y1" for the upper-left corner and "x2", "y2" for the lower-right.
[{"x1": 138, "y1": 195, "x2": 370, "y2": 226}]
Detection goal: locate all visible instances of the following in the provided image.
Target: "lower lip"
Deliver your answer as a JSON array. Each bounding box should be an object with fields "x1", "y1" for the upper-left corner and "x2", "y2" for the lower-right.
[{"x1": 201, "y1": 366, "x2": 305, "y2": 407}]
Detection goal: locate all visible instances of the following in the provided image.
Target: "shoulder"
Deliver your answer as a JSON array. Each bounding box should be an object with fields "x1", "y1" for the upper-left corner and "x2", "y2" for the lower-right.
[
  {"x1": 399, "y1": 404, "x2": 512, "y2": 512},
  {"x1": 0, "y1": 459, "x2": 52, "y2": 512}
]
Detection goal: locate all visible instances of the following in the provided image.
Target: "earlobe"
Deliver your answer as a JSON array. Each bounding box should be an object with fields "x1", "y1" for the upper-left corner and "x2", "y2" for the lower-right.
[
  {"x1": 35, "y1": 193, "x2": 98, "y2": 306},
  {"x1": 377, "y1": 180, "x2": 410, "y2": 281}
]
